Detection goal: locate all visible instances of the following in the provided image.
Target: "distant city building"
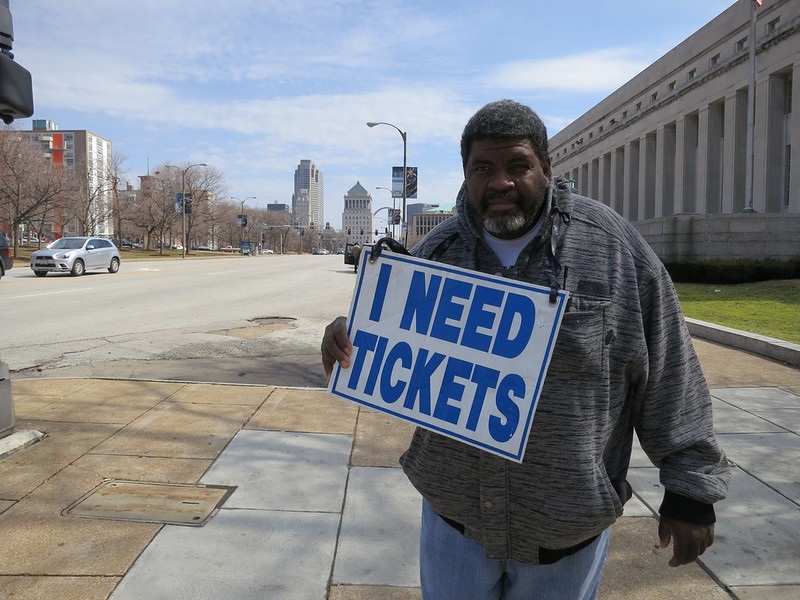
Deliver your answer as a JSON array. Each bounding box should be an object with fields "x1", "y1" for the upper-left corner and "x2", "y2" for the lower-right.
[
  {"x1": 267, "y1": 202, "x2": 291, "y2": 224},
  {"x1": 342, "y1": 181, "x2": 373, "y2": 245},
  {"x1": 549, "y1": 0, "x2": 798, "y2": 261},
  {"x1": 410, "y1": 203, "x2": 455, "y2": 240},
  {"x1": 21, "y1": 119, "x2": 114, "y2": 238},
  {"x1": 292, "y1": 159, "x2": 324, "y2": 229}
]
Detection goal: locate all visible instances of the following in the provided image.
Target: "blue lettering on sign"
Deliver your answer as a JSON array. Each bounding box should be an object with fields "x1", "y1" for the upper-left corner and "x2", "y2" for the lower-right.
[
  {"x1": 369, "y1": 263, "x2": 393, "y2": 322},
  {"x1": 462, "y1": 285, "x2": 505, "y2": 352},
  {"x1": 490, "y1": 374, "x2": 524, "y2": 442},
  {"x1": 364, "y1": 335, "x2": 389, "y2": 395},
  {"x1": 492, "y1": 294, "x2": 535, "y2": 359},
  {"x1": 400, "y1": 270, "x2": 442, "y2": 333},
  {"x1": 466, "y1": 364, "x2": 500, "y2": 431},
  {"x1": 433, "y1": 357, "x2": 473, "y2": 424},
  {"x1": 348, "y1": 330, "x2": 378, "y2": 391},
  {"x1": 396, "y1": 270, "x2": 535, "y2": 359},
  {"x1": 346, "y1": 329, "x2": 524, "y2": 443},
  {"x1": 403, "y1": 348, "x2": 446, "y2": 415},
  {"x1": 430, "y1": 279, "x2": 472, "y2": 343},
  {"x1": 379, "y1": 341, "x2": 412, "y2": 403},
  {"x1": 338, "y1": 262, "x2": 551, "y2": 450}
]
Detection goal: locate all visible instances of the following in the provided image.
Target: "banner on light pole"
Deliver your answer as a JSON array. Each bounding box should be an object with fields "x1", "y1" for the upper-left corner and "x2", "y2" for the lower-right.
[{"x1": 392, "y1": 166, "x2": 418, "y2": 199}]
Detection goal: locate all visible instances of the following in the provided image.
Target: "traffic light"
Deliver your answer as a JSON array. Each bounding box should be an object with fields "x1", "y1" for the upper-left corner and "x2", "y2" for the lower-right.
[
  {"x1": 347, "y1": 228, "x2": 351, "y2": 235},
  {"x1": 360, "y1": 228, "x2": 364, "y2": 235},
  {"x1": 393, "y1": 209, "x2": 401, "y2": 224},
  {"x1": 375, "y1": 229, "x2": 379, "y2": 236}
]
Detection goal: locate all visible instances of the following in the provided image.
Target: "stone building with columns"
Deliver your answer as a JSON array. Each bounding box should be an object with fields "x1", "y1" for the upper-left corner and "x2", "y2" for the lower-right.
[
  {"x1": 550, "y1": 0, "x2": 798, "y2": 261},
  {"x1": 342, "y1": 181, "x2": 374, "y2": 246}
]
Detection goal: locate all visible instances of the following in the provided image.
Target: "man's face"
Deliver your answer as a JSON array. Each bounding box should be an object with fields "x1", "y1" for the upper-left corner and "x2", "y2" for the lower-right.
[{"x1": 464, "y1": 138, "x2": 552, "y2": 240}]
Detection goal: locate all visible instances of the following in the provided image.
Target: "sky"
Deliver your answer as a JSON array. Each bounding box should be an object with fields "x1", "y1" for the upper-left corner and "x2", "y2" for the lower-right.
[{"x1": 10, "y1": 0, "x2": 737, "y2": 229}]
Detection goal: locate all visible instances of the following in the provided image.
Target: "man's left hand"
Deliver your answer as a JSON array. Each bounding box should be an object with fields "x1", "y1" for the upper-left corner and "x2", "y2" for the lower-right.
[{"x1": 658, "y1": 516, "x2": 715, "y2": 567}]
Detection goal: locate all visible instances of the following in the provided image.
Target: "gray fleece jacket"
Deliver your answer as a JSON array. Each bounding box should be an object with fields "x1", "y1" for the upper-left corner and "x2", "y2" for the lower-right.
[{"x1": 399, "y1": 178, "x2": 730, "y2": 563}]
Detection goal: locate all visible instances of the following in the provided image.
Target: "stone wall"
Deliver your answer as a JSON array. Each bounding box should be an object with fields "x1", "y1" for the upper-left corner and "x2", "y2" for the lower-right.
[{"x1": 633, "y1": 213, "x2": 800, "y2": 262}]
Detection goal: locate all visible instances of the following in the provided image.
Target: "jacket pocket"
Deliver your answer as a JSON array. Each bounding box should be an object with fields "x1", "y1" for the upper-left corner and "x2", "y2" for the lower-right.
[
  {"x1": 549, "y1": 294, "x2": 609, "y2": 377},
  {"x1": 596, "y1": 461, "x2": 625, "y2": 520}
]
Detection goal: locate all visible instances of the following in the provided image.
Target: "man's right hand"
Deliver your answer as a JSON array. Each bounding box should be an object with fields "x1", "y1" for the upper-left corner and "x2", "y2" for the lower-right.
[{"x1": 321, "y1": 316, "x2": 352, "y2": 383}]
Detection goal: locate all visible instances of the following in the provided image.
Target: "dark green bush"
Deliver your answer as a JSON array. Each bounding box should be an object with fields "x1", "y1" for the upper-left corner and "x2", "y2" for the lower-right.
[{"x1": 664, "y1": 257, "x2": 800, "y2": 284}]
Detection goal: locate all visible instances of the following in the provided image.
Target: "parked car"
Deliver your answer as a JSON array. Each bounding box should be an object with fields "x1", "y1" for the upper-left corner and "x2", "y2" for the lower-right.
[
  {"x1": 30, "y1": 237, "x2": 121, "y2": 277},
  {"x1": 0, "y1": 232, "x2": 12, "y2": 281}
]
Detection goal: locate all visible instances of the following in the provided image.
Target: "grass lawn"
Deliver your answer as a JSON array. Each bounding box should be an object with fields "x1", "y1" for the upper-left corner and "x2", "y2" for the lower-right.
[
  {"x1": 675, "y1": 279, "x2": 800, "y2": 344},
  {"x1": 12, "y1": 246, "x2": 240, "y2": 264}
]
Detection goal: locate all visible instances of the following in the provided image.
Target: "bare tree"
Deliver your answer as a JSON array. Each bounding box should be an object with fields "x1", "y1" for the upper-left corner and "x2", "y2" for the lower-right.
[
  {"x1": 107, "y1": 151, "x2": 133, "y2": 247},
  {"x1": 184, "y1": 165, "x2": 225, "y2": 253},
  {"x1": 127, "y1": 175, "x2": 162, "y2": 250},
  {"x1": 146, "y1": 166, "x2": 183, "y2": 254},
  {"x1": 150, "y1": 163, "x2": 227, "y2": 253},
  {"x1": 256, "y1": 207, "x2": 293, "y2": 253},
  {"x1": 0, "y1": 128, "x2": 75, "y2": 256}
]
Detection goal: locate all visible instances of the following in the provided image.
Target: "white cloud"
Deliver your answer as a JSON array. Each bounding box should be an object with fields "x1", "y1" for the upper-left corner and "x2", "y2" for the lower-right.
[{"x1": 488, "y1": 49, "x2": 649, "y2": 93}]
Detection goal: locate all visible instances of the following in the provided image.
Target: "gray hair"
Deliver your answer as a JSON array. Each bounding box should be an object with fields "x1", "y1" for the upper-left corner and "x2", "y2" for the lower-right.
[{"x1": 460, "y1": 100, "x2": 549, "y2": 166}]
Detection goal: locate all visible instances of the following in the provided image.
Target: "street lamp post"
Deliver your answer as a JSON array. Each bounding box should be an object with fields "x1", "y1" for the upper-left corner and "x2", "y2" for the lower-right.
[
  {"x1": 232, "y1": 196, "x2": 256, "y2": 252},
  {"x1": 372, "y1": 206, "x2": 394, "y2": 240},
  {"x1": 367, "y1": 121, "x2": 407, "y2": 246},
  {"x1": 376, "y1": 186, "x2": 396, "y2": 239},
  {"x1": 166, "y1": 162, "x2": 207, "y2": 258}
]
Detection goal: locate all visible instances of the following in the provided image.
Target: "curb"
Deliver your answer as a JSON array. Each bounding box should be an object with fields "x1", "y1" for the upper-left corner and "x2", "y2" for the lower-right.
[
  {"x1": 0, "y1": 429, "x2": 45, "y2": 460},
  {"x1": 685, "y1": 317, "x2": 800, "y2": 368}
]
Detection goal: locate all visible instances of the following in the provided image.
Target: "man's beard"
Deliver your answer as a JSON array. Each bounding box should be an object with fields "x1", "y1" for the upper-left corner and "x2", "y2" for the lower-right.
[
  {"x1": 483, "y1": 212, "x2": 533, "y2": 237},
  {"x1": 481, "y1": 193, "x2": 538, "y2": 237}
]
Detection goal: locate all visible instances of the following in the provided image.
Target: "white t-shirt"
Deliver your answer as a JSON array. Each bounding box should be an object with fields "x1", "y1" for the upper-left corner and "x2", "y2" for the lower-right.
[{"x1": 482, "y1": 214, "x2": 545, "y2": 268}]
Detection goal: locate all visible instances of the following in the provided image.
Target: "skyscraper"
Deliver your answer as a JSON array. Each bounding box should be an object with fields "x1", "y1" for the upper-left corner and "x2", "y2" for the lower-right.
[{"x1": 292, "y1": 159, "x2": 324, "y2": 229}]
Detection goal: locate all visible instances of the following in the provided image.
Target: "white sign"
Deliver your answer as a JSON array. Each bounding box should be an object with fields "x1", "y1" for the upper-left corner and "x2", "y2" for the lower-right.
[{"x1": 328, "y1": 248, "x2": 568, "y2": 462}]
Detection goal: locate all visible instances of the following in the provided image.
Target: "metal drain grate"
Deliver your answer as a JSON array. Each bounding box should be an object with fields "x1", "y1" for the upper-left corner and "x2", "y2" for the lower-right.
[{"x1": 63, "y1": 480, "x2": 236, "y2": 527}]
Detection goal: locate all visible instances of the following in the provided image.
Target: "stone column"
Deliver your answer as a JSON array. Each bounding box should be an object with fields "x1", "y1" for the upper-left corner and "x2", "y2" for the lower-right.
[
  {"x1": 674, "y1": 116, "x2": 687, "y2": 213},
  {"x1": 695, "y1": 105, "x2": 710, "y2": 214}
]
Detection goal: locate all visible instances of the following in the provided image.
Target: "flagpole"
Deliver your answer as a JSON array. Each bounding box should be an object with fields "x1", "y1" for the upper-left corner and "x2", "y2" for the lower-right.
[{"x1": 743, "y1": 0, "x2": 758, "y2": 212}]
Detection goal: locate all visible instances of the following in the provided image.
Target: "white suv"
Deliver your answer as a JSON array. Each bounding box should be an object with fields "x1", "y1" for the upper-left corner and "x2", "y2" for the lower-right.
[{"x1": 30, "y1": 237, "x2": 121, "y2": 277}]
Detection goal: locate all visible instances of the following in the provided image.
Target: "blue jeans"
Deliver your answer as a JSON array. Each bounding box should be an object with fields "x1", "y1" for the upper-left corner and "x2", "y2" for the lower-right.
[{"x1": 420, "y1": 500, "x2": 609, "y2": 600}]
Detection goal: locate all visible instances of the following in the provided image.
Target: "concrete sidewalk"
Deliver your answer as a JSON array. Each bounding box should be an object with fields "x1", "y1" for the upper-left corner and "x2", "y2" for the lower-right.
[{"x1": 0, "y1": 338, "x2": 798, "y2": 599}]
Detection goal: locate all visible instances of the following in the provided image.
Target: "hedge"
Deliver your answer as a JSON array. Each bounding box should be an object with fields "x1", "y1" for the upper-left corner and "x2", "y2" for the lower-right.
[{"x1": 663, "y1": 257, "x2": 800, "y2": 284}]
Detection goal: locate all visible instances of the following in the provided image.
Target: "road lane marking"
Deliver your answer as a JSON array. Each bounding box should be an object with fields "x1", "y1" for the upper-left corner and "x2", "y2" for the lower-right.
[{"x1": 5, "y1": 288, "x2": 93, "y2": 300}]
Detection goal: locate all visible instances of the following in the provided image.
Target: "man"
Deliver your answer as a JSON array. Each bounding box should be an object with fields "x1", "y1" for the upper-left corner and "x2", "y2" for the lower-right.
[
  {"x1": 351, "y1": 243, "x2": 362, "y2": 273},
  {"x1": 322, "y1": 100, "x2": 729, "y2": 599}
]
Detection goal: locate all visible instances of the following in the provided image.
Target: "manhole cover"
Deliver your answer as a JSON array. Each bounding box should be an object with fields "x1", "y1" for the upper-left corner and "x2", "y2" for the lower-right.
[{"x1": 63, "y1": 480, "x2": 236, "y2": 527}]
